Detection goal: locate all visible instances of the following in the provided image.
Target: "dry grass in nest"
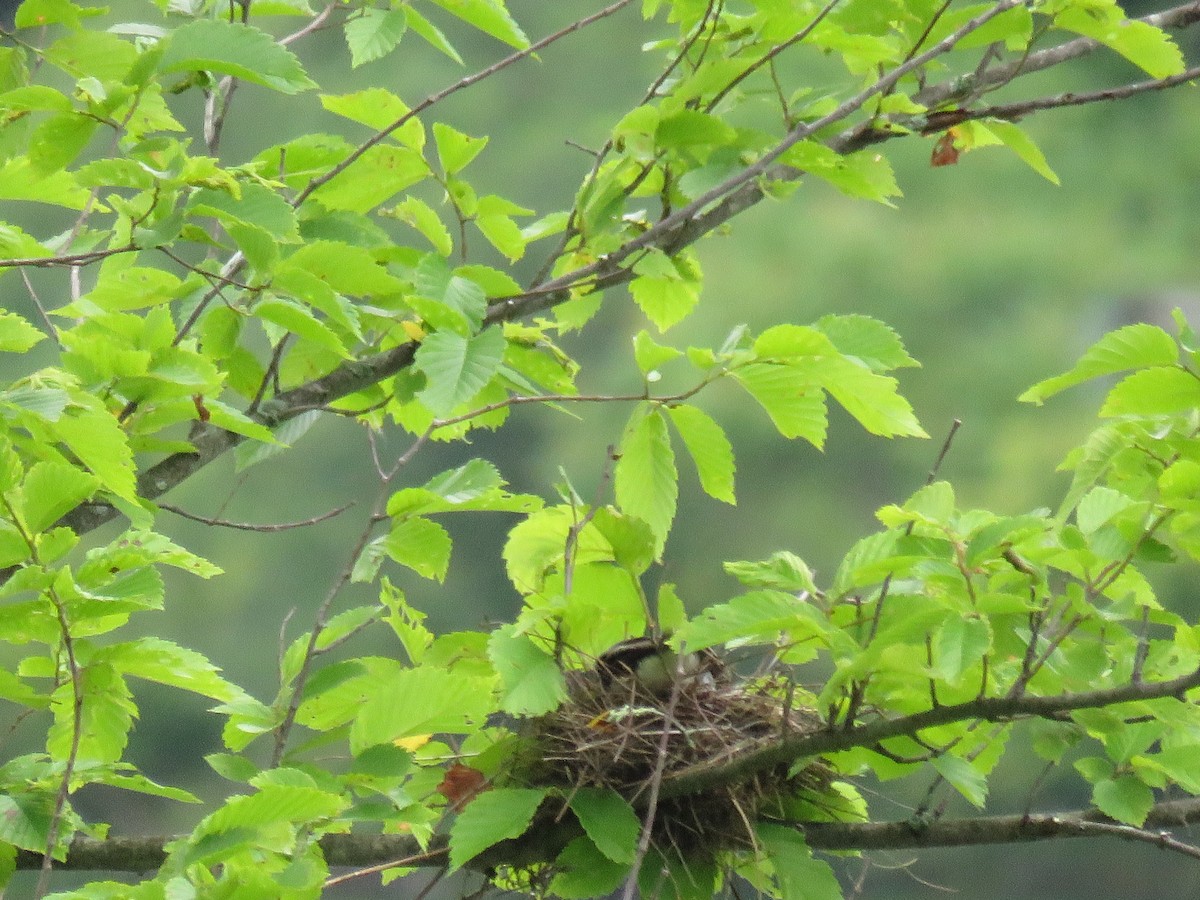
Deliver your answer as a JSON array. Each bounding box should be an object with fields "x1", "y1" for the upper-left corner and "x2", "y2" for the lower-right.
[{"x1": 517, "y1": 658, "x2": 832, "y2": 859}]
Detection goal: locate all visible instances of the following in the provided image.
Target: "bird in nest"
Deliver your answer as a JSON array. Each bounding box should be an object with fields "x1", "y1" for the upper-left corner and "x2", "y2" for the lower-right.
[{"x1": 594, "y1": 634, "x2": 722, "y2": 697}]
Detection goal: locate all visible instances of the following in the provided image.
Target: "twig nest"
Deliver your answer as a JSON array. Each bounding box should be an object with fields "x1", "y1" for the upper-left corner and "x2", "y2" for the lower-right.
[{"x1": 516, "y1": 649, "x2": 832, "y2": 858}]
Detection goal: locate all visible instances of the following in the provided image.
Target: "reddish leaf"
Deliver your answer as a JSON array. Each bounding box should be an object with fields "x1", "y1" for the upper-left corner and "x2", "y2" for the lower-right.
[
  {"x1": 931, "y1": 130, "x2": 960, "y2": 167},
  {"x1": 438, "y1": 763, "x2": 488, "y2": 810}
]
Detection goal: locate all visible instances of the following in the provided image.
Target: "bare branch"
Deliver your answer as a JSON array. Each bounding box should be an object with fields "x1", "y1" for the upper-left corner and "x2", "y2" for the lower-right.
[{"x1": 158, "y1": 502, "x2": 353, "y2": 532}]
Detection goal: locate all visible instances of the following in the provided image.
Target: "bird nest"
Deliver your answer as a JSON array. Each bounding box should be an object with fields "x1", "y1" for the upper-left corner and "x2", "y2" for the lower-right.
[{"x1": 515, "y1": 654, "x2": 833, "y2": 859}]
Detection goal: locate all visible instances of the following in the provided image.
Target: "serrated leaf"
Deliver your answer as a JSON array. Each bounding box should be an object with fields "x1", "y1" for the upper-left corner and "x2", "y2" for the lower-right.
[
  {"x1": 632, "y1": 329, "x2": 682, "y2": 374},
  {"x1": 200, "y1": 784, "x2": 345, "y2": 835},
  {"x1": 427, "y1": 0, "x2": 529, "y2": 49},
  {"x1": 1100, "y1": 366, "x2": 1200, "y2": 417},
  {"x1": 449, "y1": 787, "x2": 546, "y2": 871},
  {"x1": 615, "y1": 407, "x2": 677, "y2": 555},
  {"x1": 159, "y1": 20, "x2": 316, "y2": 93},
  {"x1": 344, "y1": 8, "x2": 408, "y2": 67},
  {"x1": 723, "y1": 551, "x2": 816, "y2": 593},
  {"x1": 569, "y1": 788, "x2": 639, "y2": 864},
  {"x1": 666, "y1": 404, "x2": 734, "y2": 503},
  {"x1": 350, "y1": 666, "x2": 493, "y2": 753},
  {"x1": 433, "y1": 122, "x2": 487, "y2": 175},
  {"x1": 756, "y1": 823, "x2": 843, "y2": 900},
  {"x1": 383, "y1": 516, "x2": 452, "y2": 581},
  {"x1": 405, "y1": 5, "x2": 463, "y2": 62},
  {"x1": 488, "y1": 627, "x2": 565, "y2": 715},
  {"x1": 816, "y1": 313, "x2": 918, "y2": 371},
  {"x1": 1092, "y1": 774, "x2": 1154, "y2": 825},
  {"x1": 53, "y1": 406, "x2": 137, "y2": 502},
  {"x1": 394, "y1": 196, "x2": 453, "y2": 255},
  {"x1": 629, "y1": 250, "x2": 700, "y2": 331},
  {"x1": 734, "y1": 363, "x2": 828, "y2": 446},
  {"x1": 255, "y1": 296, "x2": 349, "y2": 357},
  {"x1": 549, "y1": 837, "x2": 630, "y2": 899},
  {"x1": 932, "y1": 616, "x2": 991, "y2": 684},
  {"x1": 19, "y1": 461, "x2": 99, "y2": 533},
  {"x1": 1021, "y1": 323, "x2": 1178, "y2": 403},
  {"x1": 932, "y1": 754, "x2": 988, "y2": 808},
  {"x1": 983, "y1": 120, "x2": 1059, "y2": 184},
  {"x1": 414, "y1": 327, "x2": 506, "y2": 416},
  {"x1": 1055, "y1": 7, "x2": 1183, "y2": 78}
]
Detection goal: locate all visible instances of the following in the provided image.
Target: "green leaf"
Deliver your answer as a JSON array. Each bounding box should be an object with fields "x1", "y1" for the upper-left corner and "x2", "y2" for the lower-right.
[
  {"x1": 387, "y1": 458, "x2": 540, "y2": 517},
  {"x1": 932, "y1": 616, "x2": 991, "y2": 684},
  {"x1": 383, "y1": 516, "x2": 452, "y2": 581},
  {"x1": 629, "y1": 249, "x2": 701, "y2": 331},
  {"x1": 19, "y1": 461, "x2": 99, "y2": 533},
  {"x1": 344, "y1": 8, "x2": 408, "y2": 67},
  {"x1": 568, "y1": 788, "x2": 639, "y2": 864},
  {"x1": 734, "y1": 363, "x2": 827, "y2": 446},
  {"x1": 102, "y1": 638, "x2": 244, "y2": 701},
  {"x1": 394, "y1": 196, "x2": 453, "y2": 255},
  {"x1": 810, "y1": 356, "x2": 925, "y2": 438},
  {"x1": 199, "y1": 784, "x2": 345, "y2": 835},
  {"x1": 434, "y1": 122, "x2": 488, "y2": 175},
  {"x1": 449, "y1": 787, "x2": 546, "y2": 871},
  {"x1": 255, "y1": 296, "x2": 349, "y2": 358},
  {"x1": 723, "y1": 551, "x2": 816, "y2": 593},
  {"x1": 655, "y1": 109, "x2": 737, "y2": 149},
  {"x1": 404, "y1": 6, "x2": 463, "y2": 62},
  {"x1": 1100, "y1": 367, "x2": 1200, "y2": 417},
  {"x1": 415, "y1": 327, "x2": 507, "y2": 416},
  {"x1": 1021, "y1": 323, "x2": 1178, "y2": 403},
  {"x1": 756, "y1": 823, "x2": 843, "y2": 900},
  {"x1": 549, "y1": 837, "x2": 630, "y2": 899},
  {"x1": 426, "y1": 0, "x2": 529, "y2": 49},
  {"x1": 615, "y1": 407, "x2": 677, "y2": 555},
  {"x1": 932, "y1": 754, "x2": 988, "y2": 808},
  {"x1": 284, "y1": 240, "x2": 404, "y2": 295},
  {"x1": 412, "y1": 254, "x2": 487, "y2": 334},
  {"x1": 159, "y1": 20, "x2": 316, "y2": 93},
  {"x1": 666, "y1": 404, "x2": 735, "y2": 504},
  {"x1": 53, "y1": 406, "x2": 137, "y2": 502},
  {"x1": 350, "y1": 666, "x2": 494, "y2": 753},
  {"x1": 816, "y1": 314, "x2": 918, "y2": 371},
  {"x1": 1092, "y1": 774, "x2": 1154, "y2": 825},
  {"x1": 982, "y1": 120, "x2": 1059, "y2": 185},
  {"x1": 0, "y1": 793, "x2": 52, "y2": 853},
  {"x1": 1054, "y1": 7, "x2": 1183, "y2": 78},
  {"x1": 488, "y1": 627, "x2": 565, "y2": 715},
  {"x1": 632, "y1": 329, "x2": 682, "y2": 374}
]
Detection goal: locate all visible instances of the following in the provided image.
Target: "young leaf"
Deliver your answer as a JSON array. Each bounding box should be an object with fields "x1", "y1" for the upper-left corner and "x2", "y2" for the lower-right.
[
  {"x1": 1020, "y1": 323, "x2": 1178, "y2": 403},
  {"x1": 665, "y1": 404, "x2": 735, "y2": 504},
  {"x1": 414, "y1": 327, "x2": 507, "y2": 416},
  {"x1": 615, "y1": 406, "x2": 678, "y2": 555},
  {"x1": 159, "y1": 20, "x2": 317, "y2": 94},
  {"x1": 1100, "y1": 366, "x2": 1200, "y2": 417},
  {"x1": 733, "y1": 363, "x2": 828, "y2": 446},
  {"x1": 344, "y1": 8, "x2": 408, "y2": 67},
  {"x1": 426, "y1": 0, "x2": 529, "y2": 50},
  {"x1": 568, "y1": 788, "x2": 639, "y2": 864},
  {"x1": 448, "y1": 787, "x2": 547, "y2": 871},
  {"x1": 488, "y1": 626, "x2": 565, "y2": 715}
]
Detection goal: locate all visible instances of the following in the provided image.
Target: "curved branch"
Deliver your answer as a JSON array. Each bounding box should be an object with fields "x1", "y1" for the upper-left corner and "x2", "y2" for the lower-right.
[
  {"x1": 800, "y1": 796, "x2": 1200, "y2": 858},
  {"x1": 18, "y1": 796, "x2": 1200, "y2": 873},
  {"x1": 659, "y1": 666, "x2": 1200, "y2": 798}
]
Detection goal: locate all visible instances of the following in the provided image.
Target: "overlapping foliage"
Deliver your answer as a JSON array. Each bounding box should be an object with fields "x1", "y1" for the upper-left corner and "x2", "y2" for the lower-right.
[{"x1": 0, "y1": 0, "x2": 1198, "y2": 896}]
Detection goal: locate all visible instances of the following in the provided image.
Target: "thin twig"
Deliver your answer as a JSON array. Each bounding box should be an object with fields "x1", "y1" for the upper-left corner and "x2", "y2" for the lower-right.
[{"x1": 158, "y1": 502, "x2": 352, "y2": 532}]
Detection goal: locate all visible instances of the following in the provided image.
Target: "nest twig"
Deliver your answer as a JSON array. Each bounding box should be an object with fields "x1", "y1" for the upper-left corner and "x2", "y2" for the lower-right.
[{"x1": 516, "y1": 655, "x2": 833, "y2": 859}]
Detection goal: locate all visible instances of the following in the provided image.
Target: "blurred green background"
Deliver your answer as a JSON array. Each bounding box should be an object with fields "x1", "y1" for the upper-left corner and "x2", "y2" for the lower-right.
[{"x1": 3, "y1": 0, "x2": 1200, "y2": 895}]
